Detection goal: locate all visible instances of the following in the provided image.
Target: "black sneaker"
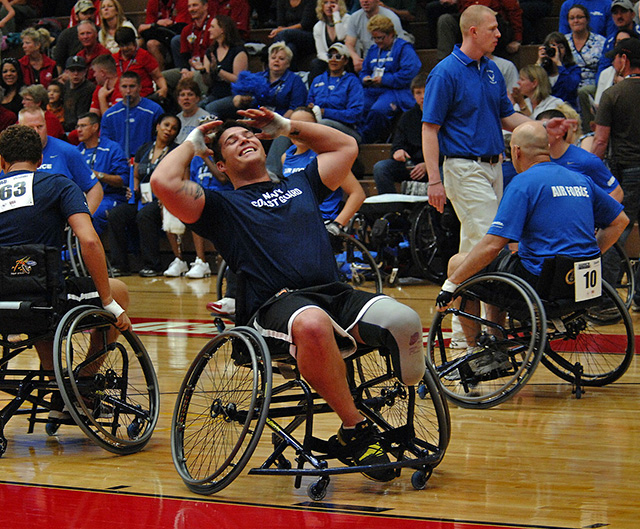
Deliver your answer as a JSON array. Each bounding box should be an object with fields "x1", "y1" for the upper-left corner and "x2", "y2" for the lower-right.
[{"x1": 333, "y1": 421, "x2": 395, "y2": 482}]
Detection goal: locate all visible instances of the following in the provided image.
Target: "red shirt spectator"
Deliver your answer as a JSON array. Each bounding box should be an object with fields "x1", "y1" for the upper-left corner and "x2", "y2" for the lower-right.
[
  {"x1": 19, "y1": 55, "x2": 57, "y2": 88},
  {"x1": 113, "y1": 47, "x2": 158, "y2": 97},
  {"x1": 0, "y1": 105, "x2": 17, "y2": 132},
  {"x1": 68, "y1": 0, "x2": 101, "y2": 28},
  {"x1": 76, "y1": 20, "x2": 112, "y2": 82},
  {"x1": 208, "y1": 0, "x2": 250, "y2": 41},
  {"x1": 145, "y1": 0, "x2": 190, "y2": 25},
  {"x1": 180, "y1": 0, "x2": 212, "y2": 61}
]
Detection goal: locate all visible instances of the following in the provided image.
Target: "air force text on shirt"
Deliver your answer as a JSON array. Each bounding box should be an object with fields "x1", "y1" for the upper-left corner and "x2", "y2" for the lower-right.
[
  {"x1": 551, "y1": 185, "x2": 590, "y2": 198},
  {"x1": 251, "y1": 188, "x2": 303, "y2": 208}
]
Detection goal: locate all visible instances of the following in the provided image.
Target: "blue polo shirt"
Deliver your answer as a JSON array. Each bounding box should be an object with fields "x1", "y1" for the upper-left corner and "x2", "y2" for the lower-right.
[
  {"x1": 422, "y1": 46, "x2": 514, "y2": 158},
  {"x1": 78, "y1": 137, "x2": 129, "y2": 199},
  {"x1": 551, "y1": 144, "x2": 619, "y2": 194},
  {"x1": 39, "y1": 136, "x2": 97, "y2": 193}
]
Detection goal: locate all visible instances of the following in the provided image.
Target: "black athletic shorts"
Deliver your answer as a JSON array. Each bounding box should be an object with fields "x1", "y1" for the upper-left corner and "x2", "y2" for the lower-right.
[{"x1": 250, "y1": 282, "x2": 387, "y2": 358}]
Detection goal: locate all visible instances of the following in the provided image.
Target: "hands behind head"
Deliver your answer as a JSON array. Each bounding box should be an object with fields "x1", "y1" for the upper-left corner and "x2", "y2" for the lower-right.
[{"x1": 237, "y1": 107, "x2": 291, "y2": 139}]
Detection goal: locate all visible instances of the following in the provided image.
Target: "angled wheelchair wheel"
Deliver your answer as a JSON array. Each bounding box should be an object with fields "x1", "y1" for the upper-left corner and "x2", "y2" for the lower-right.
[
  {"x1": 611, "y1": 242, "x2": 634, "y2": 310},
  {"x1": 53, "y1": 306, "x2": 160, "y2": 454},
  {"x1": 171, "y1": 327, "x2": 272, "y2": 495},
  {"x1": 409, "y1": 204, "x2": 445, "y2": 284},
  {"x1": 332, "y1": 232, "x2": 383, "y2": 294},
  {"x1": 352, "y1": 350, "x2": 450, "y2": 462},
  {"x1": 66, "y1": 228, "x2": 88, "y2": 277},
  {"x1": 542, "y1": 281, "x2": 634, "y2": 387},
  {"x1": 427, "y1": 273, "x2": 547, "y2": 409},
  {"x1": 215, "y1": 259, "x2": 229, "y2": 301}
]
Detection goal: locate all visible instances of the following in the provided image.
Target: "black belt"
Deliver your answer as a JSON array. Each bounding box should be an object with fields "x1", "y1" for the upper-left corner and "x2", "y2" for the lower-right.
[{"x1": 446, "y1": 154, "x2": 501, "y2": 164}]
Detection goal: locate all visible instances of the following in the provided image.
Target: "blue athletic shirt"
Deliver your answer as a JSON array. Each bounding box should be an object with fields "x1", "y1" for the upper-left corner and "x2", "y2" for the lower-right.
[
  {"x1": 307, "y1": 71, "x2": 364, "y2": 126},
  {"x1": 488, "y1": 162, "x2": 623, "y2": 276},
  {"x1": 551, "y1": 144, "x2": 619, "y2": 194},
  {"x1": 422, "y1": 46, "x2": 514, "y2": 157},
  {"x1": 78, "y1": 137, "x2": 129, "y2": 199},
  {"x1": 188, "y1": 157, "x2": 340, "y2": 316},
  {"x1": 39, "y1": 136, "x2": 97, "y2": 193},
  {"x1": 282, "y1": 145, "x2": 343, "y2": 221},
  {"x1": 189, "y1": 156, "x2": 234, "y2": 192}
]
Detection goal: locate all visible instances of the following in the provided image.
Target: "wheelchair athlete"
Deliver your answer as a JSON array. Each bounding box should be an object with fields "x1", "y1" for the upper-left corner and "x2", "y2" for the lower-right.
[
  {"x1": 436, "y1": 121, "x2": 628, "y2": 373},
  {"x1": 152, "y1": 108, "x2": 426, "y2": 482},
  {"x1": 0, "y1": 124, "x2": 132, "y2": 418}
]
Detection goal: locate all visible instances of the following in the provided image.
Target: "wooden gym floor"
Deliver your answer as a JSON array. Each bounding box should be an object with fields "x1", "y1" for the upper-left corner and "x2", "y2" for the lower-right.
[{"x1": 1, "y1": 274, "x2": 638, "y2": 529}]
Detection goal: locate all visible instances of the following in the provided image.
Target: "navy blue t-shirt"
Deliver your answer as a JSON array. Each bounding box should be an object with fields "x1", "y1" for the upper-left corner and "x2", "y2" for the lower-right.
[{"x1": 188, "y1": 158, "x2": 340, "y2": 316}]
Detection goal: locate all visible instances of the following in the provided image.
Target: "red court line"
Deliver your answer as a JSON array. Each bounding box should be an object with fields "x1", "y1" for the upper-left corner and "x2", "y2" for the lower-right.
[{"x1": 0, "y1": 482, "x2": 564, "y2": 529}]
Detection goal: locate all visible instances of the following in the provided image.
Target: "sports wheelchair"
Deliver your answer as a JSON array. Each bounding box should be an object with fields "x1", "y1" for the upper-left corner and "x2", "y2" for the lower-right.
[
  {"x1": 348, "y1": 194, "x2": 459, "y2": 286},
  {"x1": 427, "y1": 255, "x2": 635, "y2": 409},
  {"x1": 171, "y1": 277, "x2": 450, "y2": 500},
  {"x1": 0, "y1": 244, "x2": 159, "y2": 456}
]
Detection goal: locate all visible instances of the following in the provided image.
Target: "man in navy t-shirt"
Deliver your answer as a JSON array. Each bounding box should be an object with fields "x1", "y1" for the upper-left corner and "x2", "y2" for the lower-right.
[{"x1": 151, "y1": 108, "x2": 426, "y2": 483}]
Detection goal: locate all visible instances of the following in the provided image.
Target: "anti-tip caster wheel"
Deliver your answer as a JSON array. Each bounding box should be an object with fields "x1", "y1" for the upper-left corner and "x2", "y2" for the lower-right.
[
  {"x1": 411, "y1": 468, "x2": 432, "y2": 490},
  {"x1": 307, "y1": 477, "x2": 330, "y2": 501},
  {"x1": 45, "y1": 421, "x2": 60, "y2": 436}
]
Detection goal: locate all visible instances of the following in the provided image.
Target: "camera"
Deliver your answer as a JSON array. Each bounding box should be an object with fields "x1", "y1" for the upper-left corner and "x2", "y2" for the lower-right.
[{"x1": 544, "y1": 45, "x2": 556, "y2": 58}]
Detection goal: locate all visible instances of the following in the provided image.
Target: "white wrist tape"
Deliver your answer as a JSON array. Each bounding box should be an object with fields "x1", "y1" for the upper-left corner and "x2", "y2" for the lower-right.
[
  {"x1": 185, "y1": 127, "x2": 208, "y2": 154},
  {"x1": 310, "y1": 105, "x2": 322, "y2": 122},
  {"x1": 103, "y1": 300, "x2": 125, "y2": 319},
  {"x1": 261, "y1": 114, "x2": 291, "y2": 138},
  {"x1": 441, "y1": 279, "x2": 458, "y2": 293}
]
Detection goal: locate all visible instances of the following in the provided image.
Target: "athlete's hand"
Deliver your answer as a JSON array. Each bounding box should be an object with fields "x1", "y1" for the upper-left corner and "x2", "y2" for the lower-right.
[
  {"x1": 238, "y1": 107, "x2": 291, "y2": 139},
  {"x1": 185, "y1": 120, "x2": 222, "y2": 156},
  {"x1": 428, "y1": 180, "x2": 447, "y2": 214}
]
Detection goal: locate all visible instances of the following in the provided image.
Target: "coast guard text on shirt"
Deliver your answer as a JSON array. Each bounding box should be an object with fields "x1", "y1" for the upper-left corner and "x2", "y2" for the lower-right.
[{"x1": 251, "y1": 188, "x2": 303, "y2": 208}]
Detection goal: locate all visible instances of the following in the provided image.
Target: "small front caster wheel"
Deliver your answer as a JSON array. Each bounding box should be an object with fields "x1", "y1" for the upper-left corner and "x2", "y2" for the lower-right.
[
  {"x1": 307, "y1": 477, "x2": 330, "y2": 501},
  {"x1": 411, "y1": 468, "x2": 432, "y2": 490},
  {"x1": 45, "y1": 421, "x2": 60, "y2": 436}
]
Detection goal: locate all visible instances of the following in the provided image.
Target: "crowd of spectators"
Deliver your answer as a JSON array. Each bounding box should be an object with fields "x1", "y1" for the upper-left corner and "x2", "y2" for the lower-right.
[{"x1": 1, "y1": 0, "x2": 638, "y2": 277}]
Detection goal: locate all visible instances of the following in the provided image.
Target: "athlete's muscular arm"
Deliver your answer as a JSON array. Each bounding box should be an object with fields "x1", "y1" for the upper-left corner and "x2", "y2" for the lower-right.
[
  {"x1": 85, "y1": 181, "x2": 104, "y2": 214},
  {"x1": 151, "y1": 123, "x2": 217, "y2": 224},
  {"x1": 596, "y1": 211, "x2": 629, "y2": 254}
]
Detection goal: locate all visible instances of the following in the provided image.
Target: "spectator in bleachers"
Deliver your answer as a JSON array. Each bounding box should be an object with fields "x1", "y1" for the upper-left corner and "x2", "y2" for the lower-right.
[
  {"x1": 308, "y1": 41, "x2": 363, "y2": 141},
  {"x1": 358, "y1": 15, "x2": 420, "y2": 143},
  {"x1": 67, "y1": 0, "x2": 100, "y2": 28},
  {"x1": 107, "y1": 114, "x2": 181, "y2": 277},
  {"x1": 422, "y1": 0, "x2": 459, "y2": 49},
  {"x1": 100, "y1": 72, "x2": 164, "y2": 159},
  {"x1": 53, "y1": 0, "x2": 96, "y2": 74},
  {"x1": 511, "y1": 64, "x2": 564, "y2": 118},
  {"x1": 19, "y1": 84, "x2": 65, "y2": 139},
  {"x1": 519, "y1": 0, "x2": 553, "y2": 44},
  {"x1": 435, "y1": 0, "x2": 523, "y2": 60},
  {"x1": 19, "y1": 107, "x2": 103, "y2": 214},
  {"x1": 489, "y1": 52, "x2": 519, "y2": 98},
  {"x1": 269, "y1": 0, "x2": 318, "y2": 71},
  {"x1": 46, "y1": 80, "x2": 65, "y2": 125},
  {"x1": 231, "y1": 42, "x2": 308, "y2": 118},
  {"x1": 565, "y1": 4, "x2": 606, "y2": 132},
  {"x1": 345, "y1": 0, "x2": 410, "y2": 73},
  {"x1": 19, "y1": 27, "x2": 56, "y2": 88},
  {"x1": 171, "y1": 0, "x2": 212, "y2": 72},
  {"x1": 558, "y1": 0, "x2": 616, "y2": 38},
  {"x1": 114, "y1": 27, "x2": 169, "y2": 103},
  {"x1": 89, "y1": 54, "x2": 120, "y2": 115},
  {"x1": 208, "y1": 0, "x2": 251, "y2": 41},
  {"x1": 0, "y1": 0, "x2": 24, "y2": 35},
  {"x1": 373, "y1": 72, "x2": 426, "y2": 194},
  {"x1": 62, "y1": 56, "x2": 95, "y2": 132},
  {"x1": 595, "y1": 29, "x2": 637, "y2": 106},
  {"x1": 310, "y1": 0, "x2": 352, "y2": 81},
  {"x1": 596, "y1": 0, "x2": 640, "y2": 80},
  {"x1": 77, "y1": 111, "x2": 130, "y2": 235},
  {"x1": 1, "y1": 58, "x2": 25, "y2": 116},
  {"x1": 98, "y1": 0, "x2": 137, "y2": 54},
  {"x1": 201, "y1": 15, "x2": 249, "y2": 117},
  {"x1": 138, "y1": 0, "x2": 190, "y2": 71},
  {"x1": 250, "y1": 0, "x2": 278, "y2": 28},
  {"x1": 76, "y1": 20, "x2": 111, "y2": 83},
  {"x1": 0, "y1": 88, "x2": 17, "y2": 132},
  {"x1": 175, "y1": 78, "x2": 209, "y2": 143},
  {"x1": 538, "y1": 32, "x2": 581, "y2": 108},
  {"x1": 379, "y1": 0, "x2": 416, "y2": 25}
]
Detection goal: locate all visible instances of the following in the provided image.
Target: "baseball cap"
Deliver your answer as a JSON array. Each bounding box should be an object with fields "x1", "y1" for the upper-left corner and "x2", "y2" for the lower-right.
[
  {"x1": 611, "y1": 0, "x2": 634, "y2": 11},
  {"x1": 328, "y1": 42, "x2": 349, "y2": 57},
  {"x1": 606, "y1": 37, "x2": 640, "y2": 60},
  {"x1": 65, "y1": 55, "x2": 87, "y2": 70},
  {"x1": 75, "y1": 0, "x2": 95, "y2": 13}
]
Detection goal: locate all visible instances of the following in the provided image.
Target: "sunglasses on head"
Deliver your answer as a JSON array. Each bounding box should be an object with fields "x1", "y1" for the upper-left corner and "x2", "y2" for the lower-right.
[{"x1": 328, "y1": 52, "x2": 343, "y2": 60}]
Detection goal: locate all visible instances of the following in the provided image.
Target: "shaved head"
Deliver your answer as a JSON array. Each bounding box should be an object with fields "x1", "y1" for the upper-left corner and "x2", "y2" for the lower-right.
[
  {"x1": 511, "y1": 121, "x2": 550, "y2": 173},
  {"x1": 460, "y1": 5, "x2": 496, "y2": 34}
]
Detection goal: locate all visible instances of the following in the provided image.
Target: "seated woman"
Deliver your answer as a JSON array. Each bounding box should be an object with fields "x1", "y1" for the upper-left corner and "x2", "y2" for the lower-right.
[
  {"x1": 309, "y1": 0, "x2": 352, "y2": 81},
  {"x1": 537, "y1": 32, "x2": 581, "y2": 109},
  {"x1": 201, "y1": 15, "x2": 249, "y2": 118},
  {"x1": 19, "y1": 27, "x2": 57, "y2": 88},
  {"x1": 511, "y1": 64, "x2": 564, "y2": 119},
  {"x1": 1, "y1": 58, "x2": 25, "y2": 116},
  {"x1": 19, "y1": 84, "x2": 65, "y2": 139},
  {"x1": 98, "y1": 0, "x2": 137, "y2": 54},
  {"x1": 307, "y1": 42, "x2": 363, "y2": 141},
  {"x1": 270, "y1": 0, "x2": 317, "y2": 71},
  {"x1": 358, "y1": 15, "x2": 421, "y2": 144}
]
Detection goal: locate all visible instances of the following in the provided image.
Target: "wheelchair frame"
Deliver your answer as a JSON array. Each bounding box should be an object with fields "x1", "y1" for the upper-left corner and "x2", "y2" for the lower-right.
[
  {"x1": 171, "y1": 323, "x2": 450, "y2": 500},
  {"x1": 427, "y1": 272, "x2": 635, "y2": 409},
  {"x1": 0, "y1": 300, "x2": 160, "y2": 456}
]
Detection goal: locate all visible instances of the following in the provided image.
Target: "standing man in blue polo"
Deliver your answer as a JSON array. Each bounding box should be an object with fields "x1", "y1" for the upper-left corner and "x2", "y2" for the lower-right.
[
  {"x1": 100, "y1": 71, "x2": 163, "y2": 159},
  {"x1": 77, "y1": 112, "x2": 130, "y2": 235},
  {"x1": 422, "y1": 4, "x2": 529, "y2": 253},
  {"x1": 18, "y1": 107, "x2": 104, "y2": 215}
]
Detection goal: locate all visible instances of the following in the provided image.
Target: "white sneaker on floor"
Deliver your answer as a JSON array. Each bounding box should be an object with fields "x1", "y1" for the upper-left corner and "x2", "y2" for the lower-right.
[
  {"x1": 206, "y1": 297, "x2": 236, "y2": 315},
  {"x1": 185, "y1": 257, "x2": 211, "y2": 279},
  {"x1": 163, "y1": 257, "x2": 188, "y2": 277}
]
